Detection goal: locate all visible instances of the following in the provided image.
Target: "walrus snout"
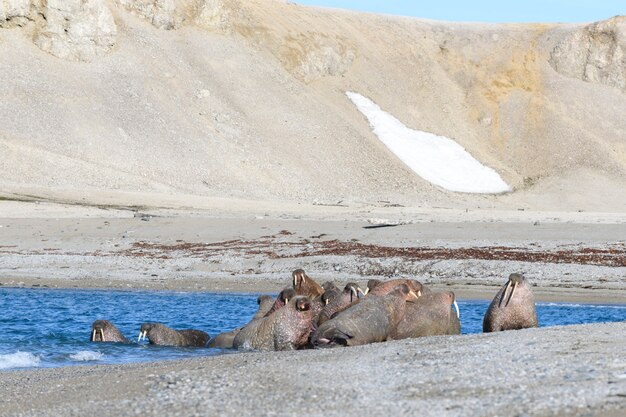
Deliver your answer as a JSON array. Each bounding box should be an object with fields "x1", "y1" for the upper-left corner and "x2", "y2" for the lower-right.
[
  {"x1": 499, "y1": 273, "x2": 526, "y2": 308},
  {"x1": 91, "y1": 320, "x2": 110, "y2": 342},
  {"x1": 292, "y1": 269, "x2": 307, "y2": 287},
  {"x1": 509, "y1": 273, "x2": 525, "y2": 284}
]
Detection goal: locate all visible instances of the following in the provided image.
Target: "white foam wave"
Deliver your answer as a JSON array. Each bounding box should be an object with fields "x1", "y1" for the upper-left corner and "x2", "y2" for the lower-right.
[
  {"x1": 0, "y1": 352, "x2": 42, "y2": 370},
  {"x1": 347, "y1": 92, "x2": 511, "y2": 194},
  {"x1": 69, "y1": 350, "x2": 104, "y2": 361}
]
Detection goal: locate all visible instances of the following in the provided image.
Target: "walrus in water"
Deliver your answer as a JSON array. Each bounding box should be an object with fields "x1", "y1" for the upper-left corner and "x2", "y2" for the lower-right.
[
  {"x1": 317, "y1": 283, "x2": 365, "y2": 326},
  {"x1": 393, "y1": 291, "x2": 461, "y2": 339},
  {"x1": 138, "y1": 323, "x2": 210, "y2": 347},
  {"x1": 90, "y1": 320, "x2": 130, "y2": 343},
  {"x1": 208, "y1": 295, "x2": 274, "y2": 348},
  {"x1": 483, "y1": 273, "x2": 538, "y2": 332},
  {"x1": 312, "y1": 284, "x2": 419, "y2": 347},
  {"x1": 292, "y1": 269, "x2": 325, "y2": 299},
  {"x1": 233, "y1": 296, "x2": 316, "y2": 351}
]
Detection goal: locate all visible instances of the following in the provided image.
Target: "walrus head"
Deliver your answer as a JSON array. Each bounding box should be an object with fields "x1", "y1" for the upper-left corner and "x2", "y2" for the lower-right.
[
  {"x1": 257, "y1": 295, "x2": 273, "y2": 305},
  {"x1": 295, "y1": 296, "x2": 311, "y2": 312},
  {"x1": 292, "y1": 269, "x2": 308, "y2": 289},
  {"x1": 389, "y1": 284, "x2": 421, "y2": 303},
  {"x1": 91, "y1": 320, "x2": 110, "y2": 342},
  {"x1": 363, "y1": 279, "x2": 383, "y2": 295},
  {"x1": 344, "y1": 283, "x2": 365, "y2": 302},
  {"x1": 499, "y1": 273, "x2": 526, "y2": 308},
  {"x1": 137, "y1": 322, "x2": 157, "y2": 342}
]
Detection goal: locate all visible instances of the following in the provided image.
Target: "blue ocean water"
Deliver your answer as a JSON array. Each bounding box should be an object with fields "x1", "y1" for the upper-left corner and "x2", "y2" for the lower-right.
[{"x1": 0, "y1": 287, "x2": 624, "y2": 370}]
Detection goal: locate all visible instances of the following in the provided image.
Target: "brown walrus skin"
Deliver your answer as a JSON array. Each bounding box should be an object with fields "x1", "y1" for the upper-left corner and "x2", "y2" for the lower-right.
[
  {"x1": 317, "y1": 283, "x2": 364, "y2": 326},
  {"x1": 90, "y1": 320, "x2": 130, "y2": 343},
  {"x1": 138, "y1": 323, "x2": 210, "y2": 347},
  {"x1": 393, "y1": 291, "x2": 461, "y2": 339},
  {"x1": 292, "y1": 269, "x2": 325, "y2": 299},
  {"x1": 312, "y1": 284, "x2": 419, "y2": 348},
  {"x1": 208, "y1": 295, "x2": 274, "y2": 348},
  {"x1": 233, "y1": 296, "x2": 316, "y2": 351},
  {"x1": 483, "y1": 273, "x2": 538, "y2": 332}
]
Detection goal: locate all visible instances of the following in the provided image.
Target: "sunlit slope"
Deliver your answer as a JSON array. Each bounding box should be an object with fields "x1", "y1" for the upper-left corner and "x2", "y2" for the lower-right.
[{"x1": 1, "y1": 1, "x2": 624, "y2": 210}]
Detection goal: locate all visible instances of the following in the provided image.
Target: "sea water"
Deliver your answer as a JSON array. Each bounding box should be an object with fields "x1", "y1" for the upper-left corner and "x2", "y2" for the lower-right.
[{"x1": 0, "y1": 287, "x2": 624, "y2": 370}]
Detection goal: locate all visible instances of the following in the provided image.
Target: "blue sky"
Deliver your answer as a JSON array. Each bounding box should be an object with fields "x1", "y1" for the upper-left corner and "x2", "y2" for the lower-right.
[{"x1": 294, "y1": 1, "x2": 624, "y2": 23}]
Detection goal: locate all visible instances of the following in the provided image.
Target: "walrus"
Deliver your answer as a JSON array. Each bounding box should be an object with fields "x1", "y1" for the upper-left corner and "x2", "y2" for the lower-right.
[
  {"x1": 233, "y1": 296, "x2": 316, "y2": 351},
  {"x1": 483, "y1": 273, "x2": 538, "y2": 332},
  {"x1": 312, "y1": 284, "x2": 419, "y2": 348},
  {"x1": 263, "y1": 287, "x2": 297, "y2": 317},
  {"x1": 208, "y1": 294, "x2": 275, "y2": 348},
  {"x1": 317, "y1": 283, "x2": 365, "y2": 325},
  {"x1": 292, "y1": 269, "x2": 325, "y2": 299},
  {"x1": 321, "y1": 281, "x2": 340, "y2": 294},
  {"x1": 393, "y1": 291, "x2": 461, "y2": 339},
  {"x1": 138, "y1": 323, "x2": 210, "y2": 347},
  {"x1": 364, "y1": 278, "x2": 426, "y2": 297},
  {"x1": 90, "y1": 320, "x2": 130, "y2": 343}
]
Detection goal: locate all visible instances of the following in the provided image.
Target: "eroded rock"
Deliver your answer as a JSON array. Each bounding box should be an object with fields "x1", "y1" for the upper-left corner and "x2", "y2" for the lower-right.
[
  {"x1": 33, "y1": 0, "x2": 117, "y2": 62},
  {"x1": 117, "y1": 0, "x2": 203, "y2": 30},
  {"x1": 550, "y1": 16, "x2": 626, "y2": 92},
  {"x1": 0, "y1": 0, "x2": 32, "y2": 27}
]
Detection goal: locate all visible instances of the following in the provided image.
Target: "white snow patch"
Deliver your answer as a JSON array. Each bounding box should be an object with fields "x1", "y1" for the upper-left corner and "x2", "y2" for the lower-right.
[
  {"x1": 347, "y1": 92, "x2": 511, "y2": 194},
  {"x1": 0, "y1": 352, "x2": 41, "y2": 370},
  {"x1": 69, "y1": 350, "x2": 104, "y2": 361}
]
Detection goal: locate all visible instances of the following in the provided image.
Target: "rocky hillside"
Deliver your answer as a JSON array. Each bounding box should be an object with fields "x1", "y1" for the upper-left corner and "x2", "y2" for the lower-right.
[{"x1": 1, "y1": 0, "x2": 625, "y2": 211}]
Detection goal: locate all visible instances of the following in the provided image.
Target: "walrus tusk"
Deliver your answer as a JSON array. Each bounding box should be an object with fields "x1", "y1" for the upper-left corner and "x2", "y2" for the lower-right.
[
  {"x1": 99, "y1": 329, "x2": 105, "y2": 342},
  {"x1": 453, "y1": 300, "x2": 460, "y2": 319},
  {"x1": 499, "y1": 281, "x2": 512, "y2": 308},
  {"x1": 284, "y1": 298, "x2": 289, "y2": 305},
  {"x1": 92, "y1": 329, "x2": 96, "y2": 341},
  {"x1": 363, "y1": 287, "x2": 369, "y2": 296},
  {"x1": 417, "y1": 290, "x2": 422, "y2": 297},
  {"x1": 357, "y1": 288, "x2": 366, "y2": 297},
  {"x1": 138, "y1": 331, "x2": 145, "y2": 342},
  {"x1": 351, "y1": 287, "x2": 358, "y2": 300},
  {"x1": 505, "y1": 282, "x2": 517, "y2": 307},
  {"x1": 325, "y1": 298, "x2": 329, "y2": 305}
]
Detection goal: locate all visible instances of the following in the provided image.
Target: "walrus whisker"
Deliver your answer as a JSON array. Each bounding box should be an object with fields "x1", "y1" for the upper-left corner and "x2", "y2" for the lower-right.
[
  {"x1": 99, "y1": 329, "x2": 105, "y2": 342},
  {"x1": 453, "y1": 300, "x2": 460, "y2": 319},
  {"x1": 499, "y1": 281, "x2": 512, "y2": 308},
  {"x1": 505, "y1": 282, "x2": 517, "y2": 307},
  {"x1": 92, "y1": 329, "x2": 96, "y2": 342}
]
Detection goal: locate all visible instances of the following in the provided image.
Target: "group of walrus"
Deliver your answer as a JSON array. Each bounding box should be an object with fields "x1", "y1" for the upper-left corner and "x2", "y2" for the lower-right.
[{"x1": 90, "y1": 269, "x2": 538, "y2": 351}]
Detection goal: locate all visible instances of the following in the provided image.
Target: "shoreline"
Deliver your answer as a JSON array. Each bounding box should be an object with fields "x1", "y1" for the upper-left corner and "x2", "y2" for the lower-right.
[{"x1": 1, "y1": 278, "x2": 626, "y2": 305}]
